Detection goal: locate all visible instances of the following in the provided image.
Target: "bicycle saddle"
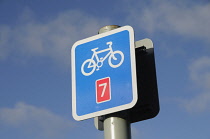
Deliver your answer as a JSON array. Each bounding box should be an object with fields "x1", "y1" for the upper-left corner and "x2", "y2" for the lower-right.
[{"x1": 91, "y1": 47, "x2": 99, "y2": 51}]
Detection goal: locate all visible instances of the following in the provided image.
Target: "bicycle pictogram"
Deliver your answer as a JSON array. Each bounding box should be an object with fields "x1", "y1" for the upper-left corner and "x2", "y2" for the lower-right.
[{"x1": 81, "y1": 41, "x2": 124, "y2": 76}]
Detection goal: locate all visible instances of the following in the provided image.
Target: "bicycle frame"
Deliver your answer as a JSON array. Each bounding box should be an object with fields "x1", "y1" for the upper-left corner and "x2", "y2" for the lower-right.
[{"x1": 89, "y1": 42, "x2": 114, "y2": 67}]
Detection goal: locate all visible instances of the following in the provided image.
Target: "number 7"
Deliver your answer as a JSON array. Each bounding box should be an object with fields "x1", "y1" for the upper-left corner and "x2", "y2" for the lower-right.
[
  {"x1": 96, "y1": 77, "x2": 111, "y2": 103},
  {"x1": 99, "y1": 83, "x2": 107, "y2": 97}
]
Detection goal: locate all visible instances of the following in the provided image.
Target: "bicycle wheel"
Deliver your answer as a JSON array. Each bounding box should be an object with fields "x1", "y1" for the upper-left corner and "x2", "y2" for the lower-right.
[
  {"x1": 81, "y1": 59, "x2": 96, "y2": 76},
  {"x1": 108, "y1": 51, "x2": 124, "y2": 68}
]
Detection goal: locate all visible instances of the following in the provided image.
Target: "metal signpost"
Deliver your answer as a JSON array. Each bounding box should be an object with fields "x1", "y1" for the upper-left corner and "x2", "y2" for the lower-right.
[
  {"x1": 98, "y1": 25, "x2": 131, "y2": 139},
  {"x1": 71, "y1": 25, "x2": 159, "y2": 139}
]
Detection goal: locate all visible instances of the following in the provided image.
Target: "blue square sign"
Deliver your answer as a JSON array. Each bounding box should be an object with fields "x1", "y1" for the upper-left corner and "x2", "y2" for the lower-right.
[{"x1": 71, "y1": 25, "x2": 138, "y2": 121}]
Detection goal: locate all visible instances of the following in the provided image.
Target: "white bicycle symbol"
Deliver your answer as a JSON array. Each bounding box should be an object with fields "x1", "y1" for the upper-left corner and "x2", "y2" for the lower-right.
[{"x1": 81, "y1": 41, "x2": 124, "y2": 76}]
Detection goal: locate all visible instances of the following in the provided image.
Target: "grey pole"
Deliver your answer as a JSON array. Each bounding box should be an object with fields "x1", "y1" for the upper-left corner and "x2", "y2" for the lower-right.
[
  {"x1": 104, "y1": 116, "x2": 131, "y2": 139},
  {"x1": 98, "y1": 25, "x2": 132, "y2": 139}
]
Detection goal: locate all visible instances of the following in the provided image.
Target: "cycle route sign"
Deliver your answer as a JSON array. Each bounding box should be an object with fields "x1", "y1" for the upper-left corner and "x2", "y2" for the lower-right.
[{"x1": 71, "y1": 25, "x2": 138, "y2": 121}]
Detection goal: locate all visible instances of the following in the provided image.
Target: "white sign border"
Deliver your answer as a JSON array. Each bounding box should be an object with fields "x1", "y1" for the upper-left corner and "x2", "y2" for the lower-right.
[{"x1": 71, "y1": 25, "x2": 138, "y2": 121}]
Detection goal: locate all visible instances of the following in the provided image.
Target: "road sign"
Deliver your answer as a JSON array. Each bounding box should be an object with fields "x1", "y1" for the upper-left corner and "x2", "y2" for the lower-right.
[{"x1": 71, "y1": 26, "x2": 137, "y2": 121}]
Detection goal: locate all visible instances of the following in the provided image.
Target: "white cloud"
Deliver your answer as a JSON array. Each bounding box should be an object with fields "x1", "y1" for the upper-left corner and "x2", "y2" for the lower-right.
[
  {"x1": 0, "y1": 8, "x2": 110, "y2": 65},
  {"x1": 183, "y1": 91, "x2": 210, "y2": 113},
  {"x1": 123, "y1": 1, "x2": 210, "y2": 113},
  {"x1": 0, "y1": 102, "x2": 75, "y2": 139},
  {"x1": 0, "y1": 25, "x2": 11, "y2": 60},
  {"x1": 125, "y1": 0, "x2": 210, "y2": 42},
  {"x1": 131, "y1": 125, "x2": 142, "y2": 139},
  {"x1": 189, "y1": 56, "x2": 210, "y2": 88},
  {"x1": 182, "y1": 56, "x2": 210, "y2": 113}
]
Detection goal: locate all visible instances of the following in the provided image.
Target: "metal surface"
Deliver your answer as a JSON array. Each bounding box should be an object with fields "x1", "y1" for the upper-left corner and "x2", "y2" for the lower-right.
[
  {"x1": 94, "y1": 116, "x2": 104, "y2": 131},
  {"x1": 95, "y1": 25, "x2": 131, "y2": 139},
  {"x1": 98, "y1": 25, "x2": 121, "y2": 34},
  {"x1": 94, "y1": 25, "x2": 121, "y2": 131},
  {"x1": 104, "y1": 117, "x2": 131, "y2": 139}
]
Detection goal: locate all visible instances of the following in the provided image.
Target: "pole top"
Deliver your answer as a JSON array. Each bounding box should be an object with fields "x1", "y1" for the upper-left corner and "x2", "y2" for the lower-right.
[{"x1": 98, "y1": 25, "x2": 121, "y2": 34}]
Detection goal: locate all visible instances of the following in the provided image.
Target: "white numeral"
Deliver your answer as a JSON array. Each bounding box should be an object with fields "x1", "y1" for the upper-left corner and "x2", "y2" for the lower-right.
[{"x1": 99, "y1": 83, "x2": 107, "y2": 97}]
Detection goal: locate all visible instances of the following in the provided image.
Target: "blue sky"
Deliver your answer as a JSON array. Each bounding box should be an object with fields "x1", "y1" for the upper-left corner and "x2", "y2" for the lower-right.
[{"x1": 0, "y1": 0, "x2": 210, "y2": 138}]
